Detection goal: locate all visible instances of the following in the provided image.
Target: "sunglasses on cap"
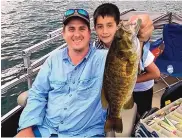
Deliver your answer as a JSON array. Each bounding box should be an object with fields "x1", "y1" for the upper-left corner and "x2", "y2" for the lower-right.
[{"x1": 63, "y1": 9, "x2": 90, "y2": 24}]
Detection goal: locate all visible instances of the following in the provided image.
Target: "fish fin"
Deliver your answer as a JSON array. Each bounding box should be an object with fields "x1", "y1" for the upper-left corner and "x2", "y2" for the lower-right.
[
  {"x1": 123, "y1": 96, "x2": 134, "y2": 109},
  {"x1": 105, "y1": 117, "x2": 123, "y2": 133},
  {"x1": 101, "y1": 89, "x2": 108, "y2": 109}
]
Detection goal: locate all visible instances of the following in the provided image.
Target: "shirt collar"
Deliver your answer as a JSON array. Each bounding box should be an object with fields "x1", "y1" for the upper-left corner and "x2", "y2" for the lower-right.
[
  {"x1": 62, "y1": 47, "x2": 69, "y2": 60},
  {"x1": 84, "y1": 43, "x2": 94, "y2": 60},
  {"x1": 98, "y1": 40, "x2": 109, "y2": 49}
]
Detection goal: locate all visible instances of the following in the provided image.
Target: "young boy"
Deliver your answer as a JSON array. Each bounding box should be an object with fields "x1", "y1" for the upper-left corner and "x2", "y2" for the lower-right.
[{"x1": 93, "y1": 3, "x2": 160, "y2": 116}]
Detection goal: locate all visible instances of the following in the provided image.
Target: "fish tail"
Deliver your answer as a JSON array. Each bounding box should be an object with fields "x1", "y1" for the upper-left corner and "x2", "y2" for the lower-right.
[
  {"x1": 105, "y1": 117, "x2": 123, "y2": 133},
  {"x1": 114, "y1": 118, "x2": 123, "y2": 133}
]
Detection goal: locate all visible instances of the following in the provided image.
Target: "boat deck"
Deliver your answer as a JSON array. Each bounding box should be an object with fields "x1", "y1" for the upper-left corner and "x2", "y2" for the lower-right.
[{"x1": 152, "y1": 74, "x2": 182, "y2": 108}]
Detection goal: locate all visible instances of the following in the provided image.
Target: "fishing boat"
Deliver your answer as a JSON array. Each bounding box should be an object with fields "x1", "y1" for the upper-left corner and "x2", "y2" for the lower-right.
[{"x1": 1, "y1": 9, "x2": 182, "y2": 137}]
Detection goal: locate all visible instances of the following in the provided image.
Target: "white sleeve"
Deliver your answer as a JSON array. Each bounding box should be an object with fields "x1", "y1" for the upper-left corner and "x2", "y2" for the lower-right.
[
  {"x1": 144, "y1": 51, "x2": 155, "y2": 67},
  {"x1": 136, "y1": 38, "x2": 140, "y2": 55}
]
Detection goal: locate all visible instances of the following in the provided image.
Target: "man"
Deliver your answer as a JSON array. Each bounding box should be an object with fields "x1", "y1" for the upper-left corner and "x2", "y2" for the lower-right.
[
  {"x1": 93, "y1": 3, "x2": 160, "y2": 116},
  {"x1": 16, "y1": 8, "x2": 107, "y2": 137}
]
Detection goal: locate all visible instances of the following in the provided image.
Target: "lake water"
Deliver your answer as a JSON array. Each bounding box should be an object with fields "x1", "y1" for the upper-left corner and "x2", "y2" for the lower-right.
[{"x1": 1, "y1": 0, "x2": 182, "y2": 115}]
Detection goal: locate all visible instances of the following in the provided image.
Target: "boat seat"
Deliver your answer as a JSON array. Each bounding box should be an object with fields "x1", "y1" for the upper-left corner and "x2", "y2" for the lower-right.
[
  {"x1": 17, "y1": 91, "x2": 28, "y2": 107},
  {"x1": 155, "y1": 24, "x2": 182, "y2": 77},
  {"x1": 106, "y1": 103, "x2": 137, "y2": 137},
  {"x1": 17, "y1": 91, "x2": 137, "y2": 137}
]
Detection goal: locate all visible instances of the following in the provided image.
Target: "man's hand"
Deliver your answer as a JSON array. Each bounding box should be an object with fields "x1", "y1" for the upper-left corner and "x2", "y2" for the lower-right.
[
  {"x1": 130, "y1": 14, "x2": 154, "y2": 42},
  {"x1": 16, "y1": 127, "x2": 35, "y2": 137}
]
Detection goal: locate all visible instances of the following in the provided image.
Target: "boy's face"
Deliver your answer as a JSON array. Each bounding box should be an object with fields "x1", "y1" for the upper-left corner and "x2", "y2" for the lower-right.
[{"x1": 95, "y1": 15, "x2": 118, "y2": 48}]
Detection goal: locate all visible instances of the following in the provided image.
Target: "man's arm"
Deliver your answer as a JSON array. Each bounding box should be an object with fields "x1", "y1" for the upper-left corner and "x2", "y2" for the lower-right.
[
  {"x1": 137, "y1": 62, "x2": 160, "y2": 83},
  {"x1": 16, "y1": 56, "x2": 52, "y2": 136}
]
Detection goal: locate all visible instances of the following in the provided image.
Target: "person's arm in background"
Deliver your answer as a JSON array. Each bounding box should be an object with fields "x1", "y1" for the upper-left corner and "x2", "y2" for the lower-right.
[
  {"x1": 137, "y1": 62, "x2": 160, "y2": 83},
  {"x1": 16, "y1": 56, "x2": 52, "y2": 137},
  {"x1": 137, "y1": 51, "x2": 160, "y2": 83}
]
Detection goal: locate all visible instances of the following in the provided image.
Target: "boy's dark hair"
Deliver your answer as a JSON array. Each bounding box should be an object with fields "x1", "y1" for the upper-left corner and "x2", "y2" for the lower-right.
[{"x1": 93, "y1": 3, "x2": 120, "y2": 27}]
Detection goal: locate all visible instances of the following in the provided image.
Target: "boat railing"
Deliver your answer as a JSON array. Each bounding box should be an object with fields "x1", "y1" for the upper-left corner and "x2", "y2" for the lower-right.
[{"x1": 1, "y1": 30, "x2": 64, "y2": 94}]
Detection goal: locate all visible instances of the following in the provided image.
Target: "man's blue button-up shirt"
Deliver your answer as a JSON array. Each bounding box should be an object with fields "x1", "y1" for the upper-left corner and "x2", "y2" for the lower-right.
[{"x1": 18, "y1": 44, "x2": 108, "y2": 137}]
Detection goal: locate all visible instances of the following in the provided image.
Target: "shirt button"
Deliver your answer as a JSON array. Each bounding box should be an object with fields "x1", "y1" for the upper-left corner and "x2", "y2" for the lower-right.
[
  {"x1": 69, "y1": 94, "x2": 72, "y2": 97},
  {"x1": 64, "y1": 108, "x2": 67, "y2": 110},
  {"x1": 61, "y1": 121, "x2": 64, "y2": 124}
]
